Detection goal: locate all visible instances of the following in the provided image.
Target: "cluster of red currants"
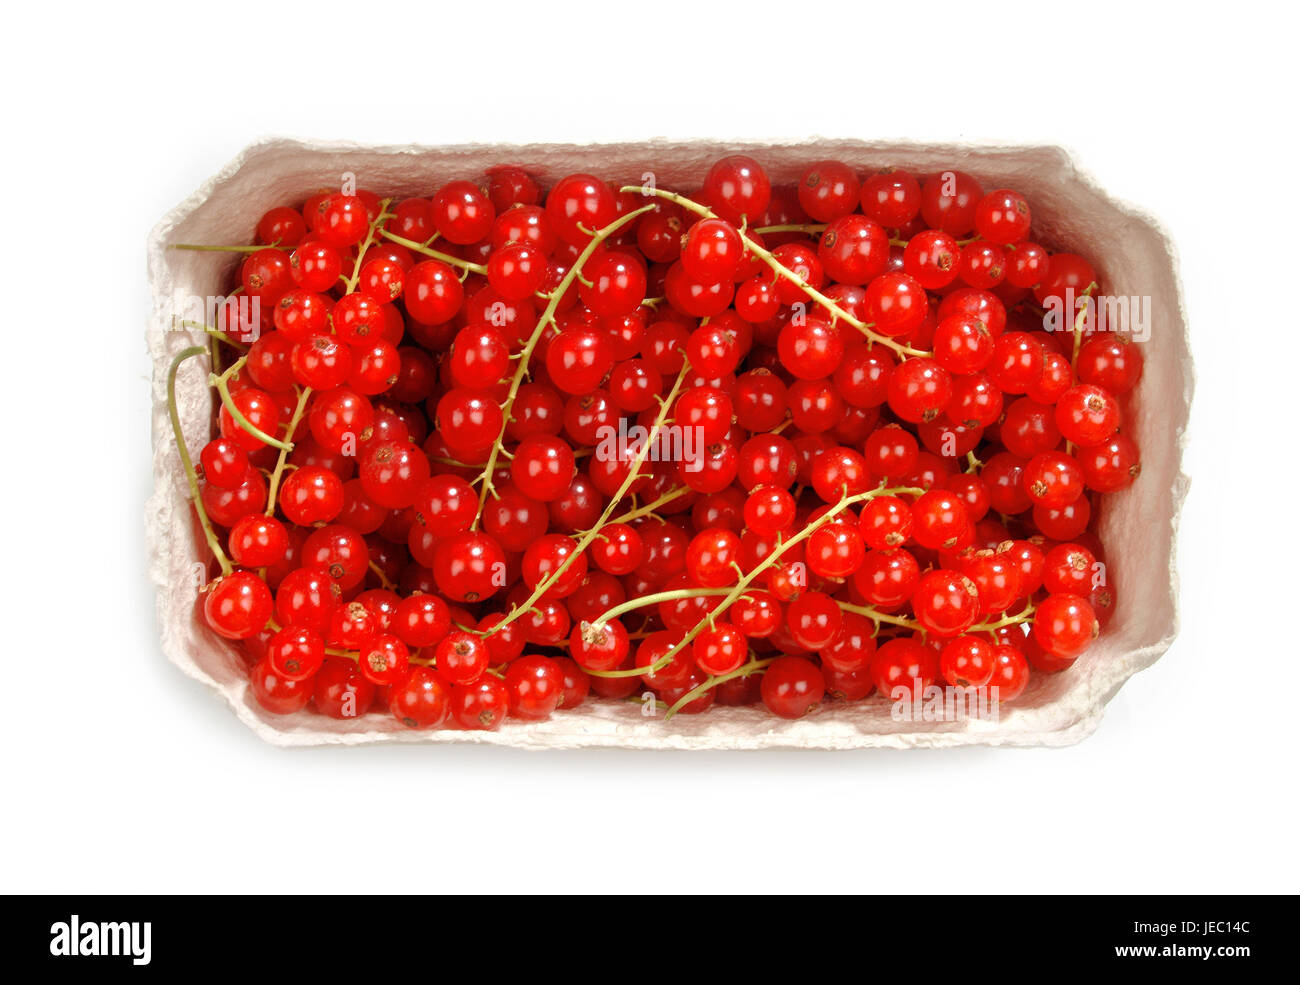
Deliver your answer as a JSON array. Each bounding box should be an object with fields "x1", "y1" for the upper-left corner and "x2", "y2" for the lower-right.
[{"x1": 176, "y1": 153, "x2": 1142, "y2": 729}]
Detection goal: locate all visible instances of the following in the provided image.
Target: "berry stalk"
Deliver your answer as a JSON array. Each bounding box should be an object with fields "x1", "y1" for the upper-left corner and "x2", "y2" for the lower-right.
[
  {"x1": 167, "y1": 345, "x2": 233, "y2": 577},
  {"x1": 619, "y1": 185, "x2": 931, "y2": 358},
  {"x1": 471, "y1": 203, "x2": 657, "y2": 527}
]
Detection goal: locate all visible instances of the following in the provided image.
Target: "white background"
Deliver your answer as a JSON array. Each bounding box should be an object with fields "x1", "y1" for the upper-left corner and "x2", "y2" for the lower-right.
[{"x1": 2, "y1": 1, "x2": 1296, "y2": 894}]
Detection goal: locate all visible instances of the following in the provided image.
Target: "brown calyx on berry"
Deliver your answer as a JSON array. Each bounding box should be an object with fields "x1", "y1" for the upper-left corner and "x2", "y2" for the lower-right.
[{"x1": 579, "y1": 621, "x2": 608, "y2": 647}]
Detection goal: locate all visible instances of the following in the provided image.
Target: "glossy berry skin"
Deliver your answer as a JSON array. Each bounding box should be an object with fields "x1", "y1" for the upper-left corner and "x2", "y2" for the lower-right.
[
  {"x1": 1033, "y1": 593, "x2": 1099, "y2": 658},
  {"x1": 546, "y1": 328, "x2": 614, "y2": 395},
  {"x1": 869, "y1": 636, "x2": 939, "y2": 700},
  {"x1": 434, "y1": 632, "x2": 490, "y2": 686},
  {"x1": 311, "y1": 657, "x2": 374, "y2": 719},
  {"x1": 860, "y1": 169, "x2": 922, "y2": 227},
  {"x1": 1056, "y1": 385, "x2": 1121, "y2": 446},
  {"x1": 1023, "y1": 451, "x2": 1085, "y2": 509},
  {"x1": 581, "y1": 250, "x2": 647, "y2": 316},
  {"x1": 433, "y1": 531, "x2": 506, "y2": 603},
  {"x1": 359, "y1": 440, "x2": 431, "y2": 510},
  {"x1": 228, "y1": 515, "x2": 290, "y2": 568},
  {"x1": 266, "y1": 625, "x2": 325, "y2": 681},
  {"x1": 522, "y1": 534, "x2": 588, "y2": 599},
  {"x1": 404, "y1": 260, "x2": 464, "y2": 325},
  {"x1": 786, "y1": 591, "x2": 843, "y2": 651},
  {"x1": 219, "y1": 387, "x2": 281, "y2": 453},
  {"x1": 204, "y1": 572, "x2": 273, "y2": 640},
  {"x1": 798, "y1": 160, "x2": 860, "y2": 221},
  {"x1": 394, "y1": 594, "x2": 452, "y2": 648},
  {"x1": 249, "y1": 658, "x2": 314, "y2": 714},
  {"x1": 912, "y1": 570, "x2": 981, "y2": 638},
  {"x1": 546, "y1": 173, "x2": 617, "y2": 247},
  {"x1": 760, "y1": 656, "x2": 825, "y2": 719},
  {"x1": 975, "y1": 189, "x2": 1032, "y2": 245},
  {"x1": 431, "y1": 180, "x2": 495, "y2": 245},
  {"x1": 703, "y1": 155, "x2": 771, "y2": 225},
  {"x1": 859, "y1": 495, "x2": 913, "y2": 550},
  {"x1": 570, "y1": 619, "x2": 630, "y2": 673},
  {"x1": 451, "y1": 677, "x2": 510, "y2": 730},
  {"x1": 911, "y1": 490, "x2": 970, "y2": 550},
  {"x1": 744, "y1": 485, "x2": 796, "y2": 536},
  {"x1": 778, "y1": 316, "x2": 844, "y2": 380},
  {"x1": 939, "y1": 635, "x2": 996, "y2": 687},
  {"x1": 1077, "y1": 336, "x2": 1143, "y2": 395},
  {"x1": 389, "y1": 667, "x2": 450, "y2": 729},
  {"x1": 920, "y1": 170, "x2": 983, "y2": 235},
  {"x1": 732, "y1": 590, "x2": 782, "y2": 639},
  {"x1": 359, "y1": 634, "x2": 410, "y2": 687},
  {"x1": 413, "y1": 475, "x2": 477, "y2": 538},
  {"x1": 818, "y1": 214, "x2": 889, "y2": 285},
  {"x1": 887, "y1": 358, "x2": 952, "y2": 423},
  {"x1": 1078, "y1": 434, "x2": 1141, "y2": 493},
  {"x1": 903, "y1": 229, "x2": 961, "y2": 290},
  {"x1": 511, "y1": 434, "x2": 576, "y2": 502},
  {"x1": 686, "y1": 528, "x2": 742, "y2": 588},
  {"x1": 854, "y1": 548, "x2": 920, "y2": 608},
  {"x1": 807, "y1": 521, "x2": 865, "y2": 578},
  {"x1": 681, "y1": 218, "x2": 744, "y2": 283},
  {"x1": 694, "y1": 625, "x2": 748, "y2": 676},
  {"x1": 989, "y1": 645, "x2": 1030, "y2": 701},
  {"x1": 504, "y1": 655, "x2": 565, "y2": 720},
  {"x1": 819, "y1": 612, "x2": 877, "y2": 673}
]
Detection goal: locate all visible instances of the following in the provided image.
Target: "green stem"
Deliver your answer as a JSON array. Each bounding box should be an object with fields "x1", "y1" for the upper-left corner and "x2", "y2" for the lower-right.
[
  {"x1": 651, "y1": 485, "x2": 927, "y2": 673},
  {"x1": 487, "y1": 348, "x2": 688, "y2": 636},
  {"x1": 471, "y1": 203, "x2": 657, "y2": 529},
  {"x1": 836, "y1": 601, "x2": 923, "y2": 633},
  {"x1": 264, "y1": 387, "x2": 311, "y2": 515},
  {"x1": 620, "y1": 185, "x2": 930, "y2": 359},
  {"x1": 343, "y1": 200, "x2": 393, "y2": 294},
  {"x1": 208, "y1": 357, "x2": 292, "y2": 452},
  {"x1": 591, "y1": 586, "x2": 732, "y2": 627},
  {"x1": 752, "y1": 223, "x2": 826, "y2": 236},
  {"x1": 378, "y1": 227, "x2": 488, "y2": 276},
  {"x1": 664, "y1": 657, "x2": 775, "y2": 720},
  {"x1": 167, "y1": 346, "x2": 233, "y2": 577}
]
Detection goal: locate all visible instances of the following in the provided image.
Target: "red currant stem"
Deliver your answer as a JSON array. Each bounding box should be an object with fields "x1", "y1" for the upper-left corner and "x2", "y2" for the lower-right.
[
  {"x1": 971, "y1": 601, "x2": 1037, "y2": 634},
  {"x1": 470, "y1": 203, "x2": 658, "y2": 528},
  {"x1": 753, "y1": 223, "x2": 825, "y2": 236},
  {"x1": 836, "y1": 600, "x2": 923, "y2": 633},
  {"x1": 619, "y1": 185, "x2": 930, "y2": 359},
  {"x1": 590, "y1": 587, "x2": 732, "y2": 629},
  {"x1": 965, "y1": 451, "x2": 983, "y2": 474},
  {"x1": 654, "y1": 483, "x2": 927, "y2": 672},
  {"x1": 342, "y1": 200, "x2": 394, "y2": 294},
  {"x1": 179, "y1": 321, "x2": 250, "y2": 353},
  {"x1": 1070, "y1": 281, "x2": 1099, "y2": 372},
  {"x1": 378, "y1": 227, "x2": 488, "y2": 276},
  {"x1": 171, "y1": 242, "x2": 284, "y2": 253},
  {"x1": 581, "y1": 484, "x2": 689, "y2": 532},
  {"x1": 888, "y1": 238, "x2": 909, "y2": 248},
  {"x1": 367, "y1": 560, "x2": 396, "y2": 592},
  {"x1": 488, "y1": 350, "x2": 688, "y2": 637},
  {"x1": 208, "y1": 356, "x2": 294, "y2": 452},
  {"x1": 263, "y1": 385, "x2": 311, "y2": 516},
  {"x1": 663, "y1": 656, "x2": 775, "y2": 720},
  {"x1": 641, "y1": 296, "x2": 665, "y2": 308},
  {"x1": 167, "y1": 345, "x2": 233, "y2": 577}
]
